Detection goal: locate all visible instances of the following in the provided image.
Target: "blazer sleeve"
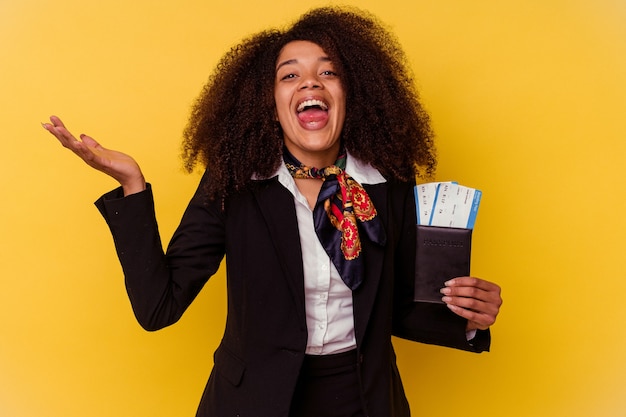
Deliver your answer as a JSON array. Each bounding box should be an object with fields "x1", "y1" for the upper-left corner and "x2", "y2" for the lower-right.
[
  {"x1": 94, "y1": 171, "x2": 226, "y2": 331},
  {"x1": 390, "y1": 181, "x2": 490, "y2": 353}
]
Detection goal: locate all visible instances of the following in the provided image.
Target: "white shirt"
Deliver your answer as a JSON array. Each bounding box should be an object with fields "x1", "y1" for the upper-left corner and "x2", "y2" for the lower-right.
[{"x1": 272, "y1": 153, "x2": 386, "y2": 355}]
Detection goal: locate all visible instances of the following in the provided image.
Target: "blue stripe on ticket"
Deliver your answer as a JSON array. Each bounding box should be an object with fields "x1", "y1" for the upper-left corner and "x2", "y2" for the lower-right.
[
  {"x1": 466, "y1": 189, "x2": 482, "y2": 229},
  {"x1": 414, "y1": 182, "x2": 482, "y2": 229}
]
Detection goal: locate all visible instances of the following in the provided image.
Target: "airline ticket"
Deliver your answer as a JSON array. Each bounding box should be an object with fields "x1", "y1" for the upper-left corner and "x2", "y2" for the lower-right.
[{"x1": 414, "y1": 182, "x2": 482, "y2": 229}]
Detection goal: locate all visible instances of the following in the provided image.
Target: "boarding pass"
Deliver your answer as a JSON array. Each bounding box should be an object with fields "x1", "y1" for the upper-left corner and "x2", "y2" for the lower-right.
[{"x1": 414, "y1": 182, "x2": 482, "y2": 229}]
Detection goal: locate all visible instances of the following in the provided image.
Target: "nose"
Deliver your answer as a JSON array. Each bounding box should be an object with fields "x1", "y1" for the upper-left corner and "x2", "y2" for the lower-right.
[{"x1": 299, "y1": 73, "x2": 322, "y2": 90}]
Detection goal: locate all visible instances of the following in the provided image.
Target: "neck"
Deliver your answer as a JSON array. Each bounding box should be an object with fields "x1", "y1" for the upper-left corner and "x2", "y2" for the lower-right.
[{"x1": 284, "y1": 144, "x2": 341, "y2": 168}]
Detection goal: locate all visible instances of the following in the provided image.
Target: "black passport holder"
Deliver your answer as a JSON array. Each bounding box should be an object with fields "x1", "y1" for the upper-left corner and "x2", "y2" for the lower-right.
[{"x1": 414, "y1": 225, "x2": 472, "y2": 303}]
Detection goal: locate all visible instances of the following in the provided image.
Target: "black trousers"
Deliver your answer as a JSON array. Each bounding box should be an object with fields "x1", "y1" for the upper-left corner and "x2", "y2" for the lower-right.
[{"x1": 289, "y1": 350, "x2": 365, "y2": 417}]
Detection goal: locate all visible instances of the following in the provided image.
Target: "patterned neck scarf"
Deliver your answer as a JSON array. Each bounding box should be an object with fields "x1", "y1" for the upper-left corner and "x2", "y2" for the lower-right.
[{"x1": 283, "y1": 147, "x2": 386, "y2": 290}]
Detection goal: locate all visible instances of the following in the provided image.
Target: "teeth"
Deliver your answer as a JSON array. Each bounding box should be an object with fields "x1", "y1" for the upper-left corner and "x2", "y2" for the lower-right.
[{"x1": 297, "y1": 99, "x2": 328, "y2": 112}]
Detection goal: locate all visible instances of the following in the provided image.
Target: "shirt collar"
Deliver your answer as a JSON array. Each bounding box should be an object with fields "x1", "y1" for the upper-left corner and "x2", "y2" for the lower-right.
[
  {"x1": 254, "y1": 151, "x2": 387, "y2": 188},
  {"x1": 344, "y1": 151, "x2": 387, "y2": 185}
]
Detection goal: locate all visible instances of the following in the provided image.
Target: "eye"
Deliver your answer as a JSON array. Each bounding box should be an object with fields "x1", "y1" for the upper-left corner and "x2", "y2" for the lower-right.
[
  {"x1": 279, "y1": 73, "x2": 298, "y2": 81},
  {"x1": 320, "y1": 70, "x2": 338, "y2": 77}
]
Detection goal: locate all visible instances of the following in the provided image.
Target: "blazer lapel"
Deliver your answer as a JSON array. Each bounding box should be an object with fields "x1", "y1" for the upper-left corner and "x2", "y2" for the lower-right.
[
  {"x1": 251, "y1": 178, "x2": 307, "y2": 324},
  {"x1": 250, "y1": 178, "x2": 390, "y2": 347},
  {"x1": 353, "y1": 182, "x2": 389, "y2": 347}
]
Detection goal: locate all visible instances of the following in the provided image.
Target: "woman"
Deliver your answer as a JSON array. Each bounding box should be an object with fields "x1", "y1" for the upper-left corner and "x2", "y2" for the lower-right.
[{"x1": 43, "y1": 7, "x2": 502, "y2": 417}]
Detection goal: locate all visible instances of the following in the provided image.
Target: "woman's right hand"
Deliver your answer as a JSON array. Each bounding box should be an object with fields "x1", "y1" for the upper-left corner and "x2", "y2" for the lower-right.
[{"x1": 43, "y1": 115, "x2": 146, "y2": 196}]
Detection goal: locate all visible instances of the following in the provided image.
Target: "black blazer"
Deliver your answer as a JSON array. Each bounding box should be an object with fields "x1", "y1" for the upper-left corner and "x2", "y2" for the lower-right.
[{"x1": 96, "y1": 170, "x2": 489, "y2": 417}]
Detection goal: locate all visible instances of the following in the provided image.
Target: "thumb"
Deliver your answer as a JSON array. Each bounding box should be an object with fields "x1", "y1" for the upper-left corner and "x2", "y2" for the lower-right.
[{"x1": 79, "y1": 134, "x2": 102, "y2": 149}]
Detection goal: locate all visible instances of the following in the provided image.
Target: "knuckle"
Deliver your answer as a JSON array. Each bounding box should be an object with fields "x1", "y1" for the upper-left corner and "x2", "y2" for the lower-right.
[
  {"x1": 465, "y1": 298, "x2": 480, "y2": 310},
  {"x1": 467, "y1": 287, "x2": 480, "y2": 298}
]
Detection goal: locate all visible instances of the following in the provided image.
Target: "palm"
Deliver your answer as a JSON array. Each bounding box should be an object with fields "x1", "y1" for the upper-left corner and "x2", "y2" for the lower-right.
[
  {"x1": 43, "y1": 116, "x2": 145, "y2": 194},
  {"x1": 79, "y1": 137, "x2": 140, "y2": 180}
]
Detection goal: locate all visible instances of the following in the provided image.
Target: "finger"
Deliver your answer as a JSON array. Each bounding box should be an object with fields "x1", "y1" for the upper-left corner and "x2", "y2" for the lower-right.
[
  {"x1": 42, "y1": 120, "x2": 103, "y2": 167},
  {"x1": 441, "y1": 286, "x2": 501, "y2": 306},
  {"x1": 46, "y1": 124, "x2": 101, "y2": 165},
  {"x1": 443, "y1": 293, "x2": 499, "y2": 315},
  {"x1": 44, "y1": 115, "x2": 71, "y2": 137},
  {"x1": 444, "y1": 278, "x2": 502, "y2": 305},
  {"x1": 446, "y1": 304, "x2": 497, "y2": 330},
  {"x1": 46, "y1": 117, "x2": 102, "y2": 153},
  {"x1": 443, "y1": 292, "x2": 501, "y2": 329},
  {"x1": 43, "y1": 116, "x2": 80, "y2": 148},
  {"x1": 445, "y1": 276, "x2": 501, "y2": 292},
  {"x1": 49, "y1": 115, "x2": 66, "y2": 128},
  {"x1": 79, "y1": 134, "x2": 103, "y2": 150}
]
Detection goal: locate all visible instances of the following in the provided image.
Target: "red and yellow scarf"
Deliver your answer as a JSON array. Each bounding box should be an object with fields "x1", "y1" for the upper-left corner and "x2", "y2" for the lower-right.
[{"x1": 284, "y1": 148, "x2": 386, "y2": 290}]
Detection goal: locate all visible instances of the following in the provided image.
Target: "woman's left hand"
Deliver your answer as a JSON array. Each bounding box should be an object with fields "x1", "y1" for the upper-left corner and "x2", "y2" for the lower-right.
[{"x1": 440, "y1": 277, "x2": 502, "y2": 331}]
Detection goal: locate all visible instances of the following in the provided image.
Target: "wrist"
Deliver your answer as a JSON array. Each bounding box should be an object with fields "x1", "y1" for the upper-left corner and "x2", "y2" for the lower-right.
[{"x1": 121, "y1": 175, "x2": 146, "y2": 196}]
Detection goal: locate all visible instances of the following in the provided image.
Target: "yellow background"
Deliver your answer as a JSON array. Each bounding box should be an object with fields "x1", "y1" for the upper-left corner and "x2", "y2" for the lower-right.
[{"x1": 2, "y1": 0, "x2": 625, "y2": 416}]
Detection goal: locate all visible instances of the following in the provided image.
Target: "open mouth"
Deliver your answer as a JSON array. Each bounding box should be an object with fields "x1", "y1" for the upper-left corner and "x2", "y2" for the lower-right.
[
  {"x1": 296, "y1": 98, "x2": 329, "y2": 126},
  {"x1": 297, "y1": 99, "x2": 329, "y2": 113}
]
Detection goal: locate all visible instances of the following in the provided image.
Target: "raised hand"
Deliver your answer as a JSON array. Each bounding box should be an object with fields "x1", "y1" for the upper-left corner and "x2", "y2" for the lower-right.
[{"x1": 42, "y1": 115, "x2": 146, "y2": 196}]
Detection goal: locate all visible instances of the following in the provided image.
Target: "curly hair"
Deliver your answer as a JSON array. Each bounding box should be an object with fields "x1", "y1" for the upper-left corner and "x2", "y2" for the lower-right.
[{"x1": 182, "y1": 6, "x2": 436, "y2": 200}]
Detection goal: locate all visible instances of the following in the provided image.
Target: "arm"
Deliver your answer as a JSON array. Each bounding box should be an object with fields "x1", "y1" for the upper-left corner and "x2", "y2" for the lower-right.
[
  {"x1": 95, "y1": 173, "x2": 225, "y2": 331},
  {"x1": 43, "y1": 116, "x2": 225, "y2": 330},
  {"x1": 391, "y1": 182, "x2": 501, "y2": 352}
]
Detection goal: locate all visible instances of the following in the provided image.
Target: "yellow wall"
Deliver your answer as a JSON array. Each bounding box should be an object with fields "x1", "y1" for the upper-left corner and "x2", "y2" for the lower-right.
[{"x1": 2, "y1": 0, "x2": 625, "y2": 416}]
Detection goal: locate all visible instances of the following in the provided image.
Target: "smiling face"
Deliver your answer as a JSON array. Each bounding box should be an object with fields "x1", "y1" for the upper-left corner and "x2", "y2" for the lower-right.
[{"x1": 274, "y1": 40, "x2": 346, "y2": 167}]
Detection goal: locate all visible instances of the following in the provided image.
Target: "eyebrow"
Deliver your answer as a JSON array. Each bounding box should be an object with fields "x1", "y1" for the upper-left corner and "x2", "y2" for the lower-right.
[{"x1": 275, "y1": 56, "x2": 332, "y2": 72}]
